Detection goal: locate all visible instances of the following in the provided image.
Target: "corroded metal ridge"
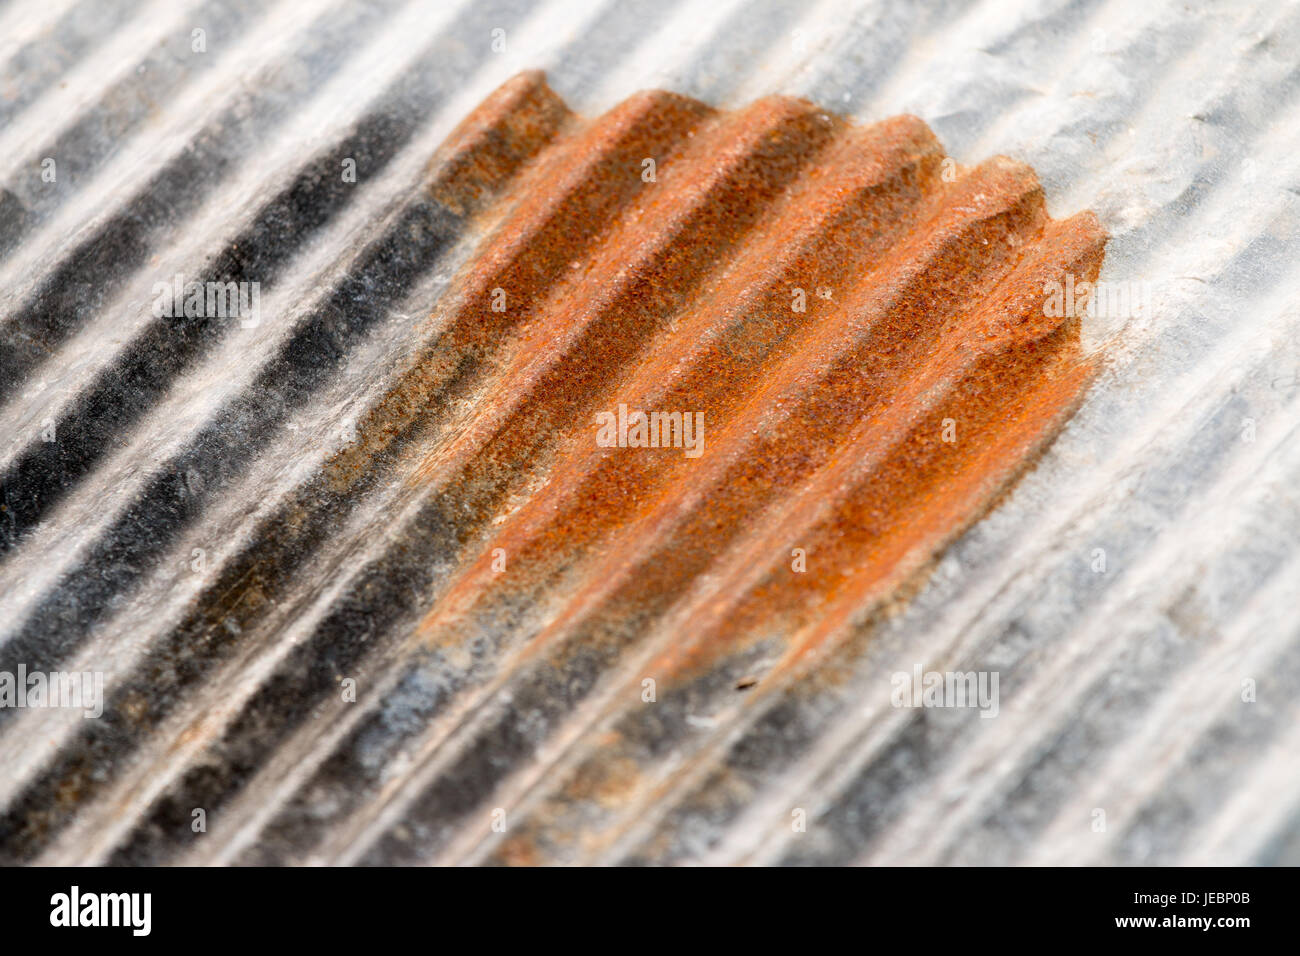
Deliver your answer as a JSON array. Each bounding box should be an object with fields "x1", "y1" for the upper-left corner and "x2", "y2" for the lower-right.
[{"x1": 0, "y1": 71, "x2": 1105, "y2": 866}]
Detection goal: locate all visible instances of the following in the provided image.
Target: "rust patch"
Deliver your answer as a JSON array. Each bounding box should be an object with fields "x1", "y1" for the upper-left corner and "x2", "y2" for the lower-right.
[
  {"x1": 426, "y1": 70, "x2": 575, "y2": 216},
  {"x1": 393, "y1": 74, "x2": 1107, "y2": 689}
]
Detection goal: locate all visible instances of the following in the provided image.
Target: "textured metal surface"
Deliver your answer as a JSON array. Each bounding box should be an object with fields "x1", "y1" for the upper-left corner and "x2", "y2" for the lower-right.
[{"x1": 1, "y1": 0, "x2": 1298, "y2": 866}]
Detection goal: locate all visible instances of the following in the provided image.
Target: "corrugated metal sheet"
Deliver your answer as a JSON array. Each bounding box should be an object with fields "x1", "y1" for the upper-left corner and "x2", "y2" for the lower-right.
[{"x1": 0, "y1": 0, "x2": 1298, "y2": 866}]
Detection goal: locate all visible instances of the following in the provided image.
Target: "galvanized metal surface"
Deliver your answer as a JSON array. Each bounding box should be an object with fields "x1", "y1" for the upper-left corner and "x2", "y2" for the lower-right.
[{"x1": 0, "y1": 0, "x2": 1298, "y2": 865}]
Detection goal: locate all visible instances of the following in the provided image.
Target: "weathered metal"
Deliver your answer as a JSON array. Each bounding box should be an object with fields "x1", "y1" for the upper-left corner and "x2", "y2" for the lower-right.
[{"x1": 1, "y1": 0, "x2": 1297, "y2": 867}]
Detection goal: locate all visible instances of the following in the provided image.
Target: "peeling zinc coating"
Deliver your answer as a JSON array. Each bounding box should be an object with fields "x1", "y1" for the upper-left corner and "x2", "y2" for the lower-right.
[{"x1": 2, "y1": 0, "x2": 1299, "y2": 868}]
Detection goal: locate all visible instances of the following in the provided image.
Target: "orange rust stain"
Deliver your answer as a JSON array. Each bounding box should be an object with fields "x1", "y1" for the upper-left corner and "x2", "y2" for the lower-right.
[
  {"x1": 325, "y1": 76, "x2": 714, "y2": 497},
  {"x1": 426, "y1": 70, "x2": 576, "y2": 216},
  {"x1": 648, "y1": 214, "x2": 1107, "y2": 679},
  {"x1": 351, "y1": 73, "x2": 1107, "y2": 690}
]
